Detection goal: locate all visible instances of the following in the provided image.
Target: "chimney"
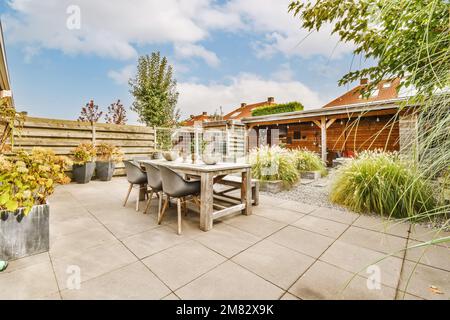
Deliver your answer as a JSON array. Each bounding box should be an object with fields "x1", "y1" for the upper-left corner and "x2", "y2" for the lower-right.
[
  {"x1": 267, "y1": 97, "x2": 275, "y2": 103},
  {"x1": 241, "y1": 103, "x2": 247, "y2": 108},
  {"x1": 190, "y1": 114, "x2": 194, "y2": 119},
  {"x1": 202, "y1": 112, "x2": 207, "y2": 116},
  {"x1": 360, "y1": 78, "x2": 369, "y2": 85}
]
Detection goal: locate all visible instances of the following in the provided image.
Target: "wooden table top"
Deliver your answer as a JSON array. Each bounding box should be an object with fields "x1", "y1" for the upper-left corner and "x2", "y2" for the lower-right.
[{"x1": 139, "y1": 159, "x2": 251, "y2": 173}]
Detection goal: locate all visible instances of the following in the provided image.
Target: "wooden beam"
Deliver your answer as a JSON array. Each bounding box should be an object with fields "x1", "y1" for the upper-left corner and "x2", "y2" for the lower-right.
[
  {"x1": 313, "y1": 120, "x2": 321, "y2": 128},
  {"x1": 212, "y1": 204, "x2": 245, "y2": 220},
  {"x1": 326, "y1": 118, "x2": 336, "y2": 129}
]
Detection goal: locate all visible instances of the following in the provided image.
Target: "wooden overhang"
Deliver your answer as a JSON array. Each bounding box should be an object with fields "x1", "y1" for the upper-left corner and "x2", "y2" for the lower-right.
[
  {"x1": 241, "y1": 98, "x2": 409, "y2": 128},
  {"x1": 241, "y1": 98, "x2": 412, "y2": 162}
]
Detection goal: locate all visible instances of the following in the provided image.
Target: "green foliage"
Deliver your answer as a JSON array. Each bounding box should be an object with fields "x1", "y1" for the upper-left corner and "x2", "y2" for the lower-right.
[
  {"x1": 0, "y1": 97, "x2": 24, "y2": 153},
  {"x1": 330, "y1": 151, "x2": 437, "y2": 219},
  {"x1": 292, "y1": 149, "x2": 327, "y2": 176},
  {"x1": 250, "y1": 146, "x2": 299, "y2": 186},
  {"x1": 0, "y1": 148, "x2": 71, "y2": 214},
  {"x1": 105, "y1": 99, "x2": 127, "y2": 125},
  {"x1": 289, "y1": 0, "x2": 449, "y2": 97},
  {"x1": 71, "y1": 142, "x2": 96, "y2": 165},
  {"x1": 129, "y1": 52, "x2": 180, "y2": 127},
  {"x1": 78, "y1": 100, "x2": 103, "y2": 123},
  {"x1": 95, "y1": 143, "x2": 123, "y2": 163},
  {"x1": 251, "y1": 102, "x2": 304, "y2": 117}
]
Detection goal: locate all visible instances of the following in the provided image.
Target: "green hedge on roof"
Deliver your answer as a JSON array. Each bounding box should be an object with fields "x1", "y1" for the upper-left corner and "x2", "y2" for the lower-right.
[{"x1": 251, "y1": 101, "x2": 304, "y2": 117}]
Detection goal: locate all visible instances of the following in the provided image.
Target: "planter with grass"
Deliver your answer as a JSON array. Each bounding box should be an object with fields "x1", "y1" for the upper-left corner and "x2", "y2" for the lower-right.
[
  {"x1": 250, "y1": 146, "x2": 299, "y2": 193},
  {"x1": 95, "y1": 143, "x2": 123, "y2": 181},
  {"x1": 292, "y1": 149, "x2": 327, "y2": 179},
  {"x1": 0, "y1": 148, "x2": 71, "y2": 260},
  {"x1": 71, "y1": 142, "x2": 96, "y2": 184}
]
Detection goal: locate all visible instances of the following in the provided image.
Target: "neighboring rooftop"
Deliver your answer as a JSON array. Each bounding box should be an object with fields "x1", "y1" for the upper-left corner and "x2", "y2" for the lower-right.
[
  {"x1": 323, "y1": 78, "x2": 401, "y2": 108},
  {"x1": 224, "y1": 97, "x2": 276, "y2": 120},
  {"x1": 182, "y1": 112, "x2": 211, "y2": 126}
]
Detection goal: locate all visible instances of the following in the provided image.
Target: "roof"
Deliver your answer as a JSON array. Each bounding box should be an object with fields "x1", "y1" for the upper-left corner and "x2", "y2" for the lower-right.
[
  {"x1": 182, "y1": 113, "x2": 211, "y2": 126},
  {"x1": 241, "y1": 97, "x2": 410, "y2": 124},
  {"x1": 0, "y1": 21, "x2": 12, "y2": 99},
  {"x1": 323, "y1": 78, "x2": 401, "y2": 108},
  {"x1": 224, "y1": 98, "x2": 276, "y2": 120}
]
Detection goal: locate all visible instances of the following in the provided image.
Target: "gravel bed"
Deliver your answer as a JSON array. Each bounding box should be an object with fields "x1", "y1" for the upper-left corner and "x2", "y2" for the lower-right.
[{"x1": 261, "y1": 169, "x2": 349, "y2": 212}]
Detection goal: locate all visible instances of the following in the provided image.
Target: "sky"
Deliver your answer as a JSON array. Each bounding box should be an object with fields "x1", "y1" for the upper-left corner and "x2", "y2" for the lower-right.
[{"x1": 0, "y1": 0, "x2": 366, "y2": 124}]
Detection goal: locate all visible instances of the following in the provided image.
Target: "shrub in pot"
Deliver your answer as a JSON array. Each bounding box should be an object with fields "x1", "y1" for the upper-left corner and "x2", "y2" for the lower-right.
[
  {"x1": 95, "y1": 143, "x2": 123, "y2": 181},
  {"x1": 71, "y1": 142, "x2": 96, "y2": 184},
  {"x1": 0, "y1": 148, "x2": 71, "y2": 260}
]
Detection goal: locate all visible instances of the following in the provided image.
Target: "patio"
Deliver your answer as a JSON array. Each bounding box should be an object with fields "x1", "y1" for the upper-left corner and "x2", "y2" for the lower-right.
[{"x1": 0, "y1": 178, "x2": 448, "y2": 300}]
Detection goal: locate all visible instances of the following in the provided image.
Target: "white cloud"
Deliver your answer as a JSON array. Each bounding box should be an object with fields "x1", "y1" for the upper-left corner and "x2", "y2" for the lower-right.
[
  {"x1": 4, "y1": 0, "x2": 353, "y2": 63},
  {"x1": 273, "y1": 63, "x2": 294, "y2": 81},
  {"x1": 177, "y1": 73, "x2": 323, "y2": 118},
  {"x1": 174, "y1": 43, "x2": 220, "y2": 67},
  {"x1": 107, "y1": 65, "x2": 135, "y2": 85},
  {"x1": 226, "y1": 0, "x2": 354, "y2": 59}
]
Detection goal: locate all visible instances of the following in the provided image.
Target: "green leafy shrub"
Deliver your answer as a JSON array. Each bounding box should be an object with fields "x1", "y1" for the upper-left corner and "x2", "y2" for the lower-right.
[
  {"x1": 250, "y1": 146, "x2": 299, "y2": 186},
  {"x1": 0, "y1": 148, "x2": 72, "y2": 214},
  {"x1": 95, "y1": 143, "x2": 123, "y2": 163},
  {"x1": 251, "y1": 102, "x2": 304, "y2": 117},
  {"x1": 72, "y1": 142, "x2": 96, "y2": 165},
  {"x1": 330, "y1": 151, "x2": 437, "y2": 219},
  {"x1": 292, "y1": 149, "x2": 327, "y2": 176}
]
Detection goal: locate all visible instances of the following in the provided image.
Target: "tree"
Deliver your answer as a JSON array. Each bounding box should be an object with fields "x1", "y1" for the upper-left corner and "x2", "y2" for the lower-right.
[
  {"x1": 129, "y1": 52, "x2": 180, "y2": 127},
  {"x1": 78, "y1": 100, "x2": 103, "y2": 124},
  {"x1": 105, "y1": 99, "x2": 127, "y2": 125},
  {"x1": 288, "y1": 0, "x2": 449, "y2": 97}
]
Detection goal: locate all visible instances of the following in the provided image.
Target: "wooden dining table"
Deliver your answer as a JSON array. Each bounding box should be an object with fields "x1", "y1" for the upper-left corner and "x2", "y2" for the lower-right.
[{"x1": 139, "y1": 159, "x2": 253, "y2": 231}]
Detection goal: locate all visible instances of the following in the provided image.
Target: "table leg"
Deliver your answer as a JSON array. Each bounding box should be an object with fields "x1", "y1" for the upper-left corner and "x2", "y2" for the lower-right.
[
  {"x1": 200, "y1": 172, "x2": 214, "y2": 231},
  {"x1": 241, "y1": 168, "x2": 252, "y2": 215}
]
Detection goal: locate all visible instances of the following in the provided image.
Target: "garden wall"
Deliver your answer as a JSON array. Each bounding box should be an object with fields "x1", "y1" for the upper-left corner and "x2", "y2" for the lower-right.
[{"x1": 13, "y1": 116, "x2": 156, "y2": 176}]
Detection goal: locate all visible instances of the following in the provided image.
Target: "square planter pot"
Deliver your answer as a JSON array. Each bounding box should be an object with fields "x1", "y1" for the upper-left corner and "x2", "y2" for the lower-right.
[
  {"x1": 72, "y1": 161, "x2": 95, "y2": 184},
  {"x1": 96, "y1": 161, "x2": 115, "y2": 181},
  {"x1": 259, "y1": 180, "x2": 285, "y2": 193},
  {"x1": 0, "y1": 204, "x2": 49, "y2": 261},
  {"x1": 300, "y1": 170, "x2": 321, "y2": 180}
]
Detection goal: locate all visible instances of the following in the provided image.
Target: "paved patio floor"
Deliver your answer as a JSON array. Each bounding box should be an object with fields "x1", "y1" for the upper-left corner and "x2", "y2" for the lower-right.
[{"x1": 1, "y1": 178, "x2": 449, "y2": 300}]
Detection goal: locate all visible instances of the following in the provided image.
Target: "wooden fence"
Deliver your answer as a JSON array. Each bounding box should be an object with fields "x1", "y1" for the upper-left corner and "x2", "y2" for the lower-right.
[{"x1": 13, "y1": 116, "x2": 156, "y2": 176}]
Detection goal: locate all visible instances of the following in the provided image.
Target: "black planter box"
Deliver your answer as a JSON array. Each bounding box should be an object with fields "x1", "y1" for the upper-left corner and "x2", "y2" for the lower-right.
[
  {"x1": 72, "y1": 161, "x2": 95, "y2": 184},
  {"x1": 0, "y1": 204, "x2": 50, "y2": 261}
]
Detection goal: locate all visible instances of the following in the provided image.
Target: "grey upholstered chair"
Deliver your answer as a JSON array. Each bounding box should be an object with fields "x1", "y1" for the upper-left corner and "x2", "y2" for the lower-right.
[
  {"x1": 123, "y1": 160, "x2": 148, "y2": 211},
  {"x1": 142, "y1": 163, "x2": 163, "y2": 215},
  {"x1": 158, "y1": 165, "x2": 201, "y2": 235}
]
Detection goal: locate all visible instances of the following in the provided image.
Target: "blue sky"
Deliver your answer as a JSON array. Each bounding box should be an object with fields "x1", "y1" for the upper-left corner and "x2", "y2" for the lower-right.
[{"x1": 1, "y1": 0, "x2": 363, "y2": 124}]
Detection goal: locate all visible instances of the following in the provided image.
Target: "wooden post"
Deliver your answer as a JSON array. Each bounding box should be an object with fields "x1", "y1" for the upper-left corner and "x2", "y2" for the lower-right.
[
  {"x1": 321, "y1": 116, "x2": 327, "y2": 163},
  {"x1": 199, "y1": 172, "x2": 214, "y2": 231},
  {"x1": 91, "y1": 122, "x2": 96, "y2": 145}
]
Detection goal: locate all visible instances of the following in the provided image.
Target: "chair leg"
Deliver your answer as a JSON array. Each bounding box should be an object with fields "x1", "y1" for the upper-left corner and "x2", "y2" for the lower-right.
[
  {"x1": 158, "y1": 191, "x2": 163, "y2": 218},
  {"x1": 123, "y1": 183, "x2": 133, "y2": 207},
  {"x1": 158, "y1": 195, "x2": 169, "y2": 224},
  {"x1": 177, "y1": 198, "x2": 182, "y2": 235},
  {"x1": 135, "y1": 188, "x2": 140, "y2": 212},
  {"x1": 144, "y1": 190, "x2": 154, "y2": 214}
]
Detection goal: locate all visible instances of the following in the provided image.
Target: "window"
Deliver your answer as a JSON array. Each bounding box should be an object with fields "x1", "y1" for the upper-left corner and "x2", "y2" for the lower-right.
[
  {"x1": 382, "y1": 82, "x2": 392, "y2": 88},
  {"x1": 293, "y1": 129, "x2": 301, "y2": 140}
]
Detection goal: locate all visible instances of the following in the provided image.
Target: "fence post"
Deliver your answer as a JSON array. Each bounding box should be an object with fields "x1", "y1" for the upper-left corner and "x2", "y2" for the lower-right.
[
  {"x1": 92, "y1": 122, "x2": 96, "y2": 145},
  {"x1": 153, "y1": 126, "x2": 157, "y2": 150}
]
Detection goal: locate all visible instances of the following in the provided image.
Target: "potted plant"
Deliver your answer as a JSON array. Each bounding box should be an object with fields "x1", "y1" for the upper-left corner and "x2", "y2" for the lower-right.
[
  {"x1": 71, "y1": 142, "x2": 96, "y2": 184},
  {"x1": 95, "y1": 143, "x2": 123, "y2": 181},
  {"x1": 0, "y1": 148, "x2": 71, "y2": 260}
]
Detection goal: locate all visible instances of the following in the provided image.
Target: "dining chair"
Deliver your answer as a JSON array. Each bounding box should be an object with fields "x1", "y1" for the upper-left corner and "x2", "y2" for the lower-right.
[
  {"x1": 142, "y1": 162, "x2": 163, "y2": 215},
  {"x1": 158, "y1": 165, "x2": 201, "y2": 235},
  {"x1": 123, "y1": 160, "x2": 148, "y2": 211}
]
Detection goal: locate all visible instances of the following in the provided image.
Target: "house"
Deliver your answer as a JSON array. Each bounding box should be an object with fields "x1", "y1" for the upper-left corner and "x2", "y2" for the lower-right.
[
  {"x1": 223, "y1": 97, "x2": 276, "y2": 120},
  {"x1": 182, "y1": 112, "x2": 211, "y2": 127},
  {"x1": 241, "y1": 79, "x2": 417, "y2": 164}
]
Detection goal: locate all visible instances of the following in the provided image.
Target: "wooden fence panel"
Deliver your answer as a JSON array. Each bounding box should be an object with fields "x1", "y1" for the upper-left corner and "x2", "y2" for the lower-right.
[{"x1": 13, "y1": 116, "x2": 155, "y2": 177}]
